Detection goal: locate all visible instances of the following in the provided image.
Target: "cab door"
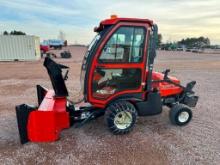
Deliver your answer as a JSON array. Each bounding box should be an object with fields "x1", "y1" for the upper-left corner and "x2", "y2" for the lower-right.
[{"x1": 88, "y1": 22, "x2": 149, "y2": 107}]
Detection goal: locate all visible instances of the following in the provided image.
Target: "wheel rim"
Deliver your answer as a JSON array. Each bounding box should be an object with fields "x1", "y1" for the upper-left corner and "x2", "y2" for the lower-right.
[
  {"x1": 114, "y1": 111, "x2": 132, "y2": 129},
  {"x1": 178, "y1": 111, "x2": 189, "y2": 123}
]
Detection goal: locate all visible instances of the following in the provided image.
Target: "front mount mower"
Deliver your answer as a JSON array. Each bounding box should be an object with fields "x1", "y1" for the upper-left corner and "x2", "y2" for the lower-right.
[{"x1": 16, "y1": 16, "x2": 198, "y2": 144}]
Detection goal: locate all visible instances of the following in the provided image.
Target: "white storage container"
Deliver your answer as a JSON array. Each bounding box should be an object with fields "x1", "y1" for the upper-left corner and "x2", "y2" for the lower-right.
[{"x1": 0, "y1": 35, "x2": 40, "y2": 61}]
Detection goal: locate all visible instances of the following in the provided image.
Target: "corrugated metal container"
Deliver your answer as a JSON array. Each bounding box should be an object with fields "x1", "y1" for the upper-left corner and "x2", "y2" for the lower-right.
[{"x1": 0, "y1": 35, "x2": 41, "y2": 61}]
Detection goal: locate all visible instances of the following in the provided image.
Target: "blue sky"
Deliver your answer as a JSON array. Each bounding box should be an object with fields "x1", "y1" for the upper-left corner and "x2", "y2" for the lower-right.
[{"x1": 0, "y1": 0, "x2": 220, "y2": 44}]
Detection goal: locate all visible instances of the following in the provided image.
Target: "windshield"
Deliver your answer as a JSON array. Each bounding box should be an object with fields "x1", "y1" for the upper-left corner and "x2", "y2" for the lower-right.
[
  {"x1": 88, "y1": 34, "x2": 101, "y2": 52},
  {"x1": 79, "y1": 34, "x2": 101, "y2": 98},
  {"x1": 78, "y1": 25, "x2": 112, "y2": 101}
]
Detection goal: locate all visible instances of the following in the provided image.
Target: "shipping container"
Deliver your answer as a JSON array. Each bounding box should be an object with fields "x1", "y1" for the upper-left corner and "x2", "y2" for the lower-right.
[{"x1": 0, "y1": 35, "x2": 41, "y2": 61}]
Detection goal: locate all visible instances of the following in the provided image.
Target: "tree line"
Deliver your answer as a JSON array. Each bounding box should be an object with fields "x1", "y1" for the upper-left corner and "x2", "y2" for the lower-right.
[
  {"x1": 3, "y1": 30, "x2": 26, "y2": 35},
  {"x1": 178, "y1": 37, "x2": 210, "y2": 48},
  {"x1": 1, "y1": 30, "x2": 213, "y2": 50},
  {"x1": 157, "y1": 34, "x2": 211, "y2": 50}
]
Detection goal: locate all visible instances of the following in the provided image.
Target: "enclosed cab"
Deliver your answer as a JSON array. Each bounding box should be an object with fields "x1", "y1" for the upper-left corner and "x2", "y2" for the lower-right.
[
  {"x1": 16, "y1": 16, "x2": 198, "y2": 144},
  {"x1": 81, "y1": 16, "x2": 154, "y2": 108}
]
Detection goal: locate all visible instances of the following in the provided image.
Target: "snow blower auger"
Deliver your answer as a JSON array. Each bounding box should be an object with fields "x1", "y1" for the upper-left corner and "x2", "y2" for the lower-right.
[{"x1": 16, "y1": 15, "x2": 199, "y2": 144}]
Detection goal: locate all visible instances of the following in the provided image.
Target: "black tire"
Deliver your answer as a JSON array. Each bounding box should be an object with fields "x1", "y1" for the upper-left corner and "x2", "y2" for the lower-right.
[
  {"x1": 105, "y1": 101, "x2": 137, "y2": 135},
  {"x1": 169, "y1": 104, "x2": 192, "y2": 126}
]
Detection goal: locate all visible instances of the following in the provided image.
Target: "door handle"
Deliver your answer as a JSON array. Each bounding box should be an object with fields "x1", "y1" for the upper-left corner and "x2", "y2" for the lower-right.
[{"x1": 96, "y1": 65, "x2": 106, "y2": 69}]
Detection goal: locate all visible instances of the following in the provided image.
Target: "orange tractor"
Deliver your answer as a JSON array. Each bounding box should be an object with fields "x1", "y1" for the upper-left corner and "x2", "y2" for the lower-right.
[{"x1": 16, "y1": 16, "x2": 198, "y2": 144}]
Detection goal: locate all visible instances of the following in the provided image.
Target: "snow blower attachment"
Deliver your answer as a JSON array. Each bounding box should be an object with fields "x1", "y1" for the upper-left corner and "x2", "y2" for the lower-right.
[
  {"x1": 16, "y1": 16, "x2": 198, "y2": 144},
  {"x1": 16, "y1": 58, "x2": 70, "y2": 144}
]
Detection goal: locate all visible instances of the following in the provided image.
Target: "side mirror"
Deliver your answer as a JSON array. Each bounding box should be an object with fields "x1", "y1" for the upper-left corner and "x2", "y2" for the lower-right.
[
  {"x1": 153, "y1": 24, "x2": 158, "y2": 46},
  {"x1": 149, "y1": 24, "x2": 158, "y2": 60},
  {"x1": 147, "y1": 24, "x2": 159, "y2": 91}
]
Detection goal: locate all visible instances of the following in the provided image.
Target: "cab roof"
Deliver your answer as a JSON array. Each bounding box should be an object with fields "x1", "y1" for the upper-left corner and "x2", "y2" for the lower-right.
[{"x1": 94, "y1": 15, "x2": 153, "y2": 32}]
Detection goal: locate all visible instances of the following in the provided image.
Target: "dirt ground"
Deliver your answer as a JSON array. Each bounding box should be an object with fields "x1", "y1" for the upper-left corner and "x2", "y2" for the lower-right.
[{"x1": 0, "y1": 46, "x2": 220, "y2": 165}]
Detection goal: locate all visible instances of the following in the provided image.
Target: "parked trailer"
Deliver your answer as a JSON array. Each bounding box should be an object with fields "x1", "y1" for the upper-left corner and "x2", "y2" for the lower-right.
[
  {"x1": 43, "y1": 39, "x2": 64, "y2": 49},
  {"x1": 0, "y1": 35, "x2": 40, "y2": 61}
]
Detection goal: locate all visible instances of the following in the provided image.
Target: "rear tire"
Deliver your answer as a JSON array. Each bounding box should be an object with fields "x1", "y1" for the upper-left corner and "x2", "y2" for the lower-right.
[
  {"x1": 105, "y1": 101, "x2": 137, "y2": 134},
  {"x1": 169, "y1": 104, "x2": 192, "y2": 126}
]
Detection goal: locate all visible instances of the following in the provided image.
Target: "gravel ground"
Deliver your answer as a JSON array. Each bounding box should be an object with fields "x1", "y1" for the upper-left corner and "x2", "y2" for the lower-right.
[{"x1": 0, "y1": 47, "x2": 219, "y2": 165}]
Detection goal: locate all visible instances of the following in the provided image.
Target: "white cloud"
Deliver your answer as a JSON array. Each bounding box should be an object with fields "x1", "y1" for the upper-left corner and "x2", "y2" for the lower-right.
[
  {"x1": 0, "y1": 0, "x2": 81, "y2": 17},
  {"x1": 0, "y1": 0, "x2": 220, "y2": 44}
]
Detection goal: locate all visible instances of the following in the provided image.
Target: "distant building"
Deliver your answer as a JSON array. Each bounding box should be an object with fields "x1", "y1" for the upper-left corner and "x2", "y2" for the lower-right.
[{"x1": 0, "y1": 35, "x2": 41, "y2": 61}]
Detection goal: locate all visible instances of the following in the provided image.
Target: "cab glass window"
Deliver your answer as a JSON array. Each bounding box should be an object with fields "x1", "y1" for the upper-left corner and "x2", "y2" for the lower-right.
[
  {"x1": 99, "y1": 26, "x2": 145, "y2": 63},
  {"x1": 92, "y1": 68, "x2": 141, "y2": 99}
]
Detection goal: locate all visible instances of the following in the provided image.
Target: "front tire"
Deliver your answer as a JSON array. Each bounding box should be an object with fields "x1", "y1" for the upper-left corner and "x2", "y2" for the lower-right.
[
  {"x1": 169, "y1": 104, "x2": 192, "y2": 126},
  {"x1": 105, "y1": 101, "x2": 137, "y2": 134}
]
